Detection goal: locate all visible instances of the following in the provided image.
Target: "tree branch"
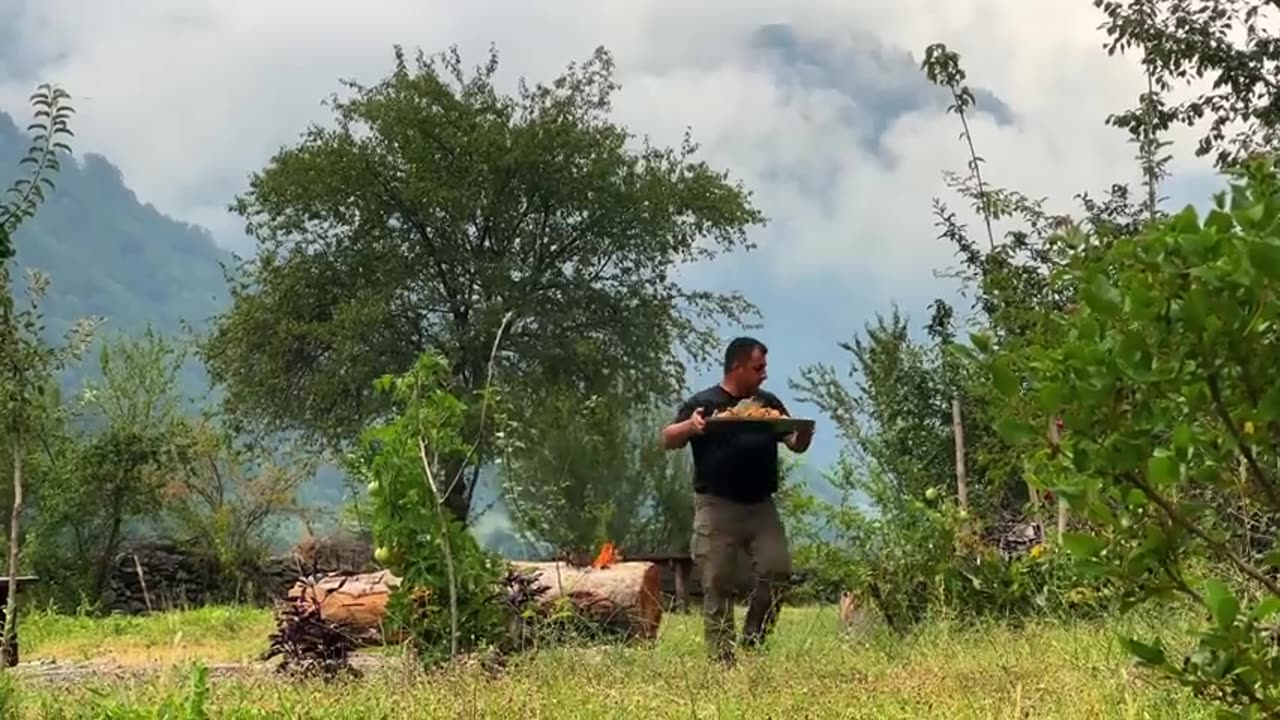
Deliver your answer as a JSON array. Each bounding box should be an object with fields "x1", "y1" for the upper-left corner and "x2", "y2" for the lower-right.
[
  {"x1": 417, "y1": 436, "x2": 459, "y2": 658},
  {"x1": 1128, "y1": 471, "x2": 1280, "y2": 598},
  {"x1": 1206, "y1": 371, "x2": 1280, "y2": 508}
]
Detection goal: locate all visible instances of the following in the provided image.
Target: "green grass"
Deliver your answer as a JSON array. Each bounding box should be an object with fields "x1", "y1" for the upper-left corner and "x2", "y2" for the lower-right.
[
  {"x1": 18, "y1": 605, "x2": 274, "y2": 665},
  {"x1": 0, "y1": 604, "x2": 1212, "y2": 718}
]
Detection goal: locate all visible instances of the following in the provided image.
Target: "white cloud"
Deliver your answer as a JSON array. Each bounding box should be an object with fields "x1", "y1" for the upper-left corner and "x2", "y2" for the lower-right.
[{"x1": 0, "y1": 0, "x2": 1224, "y2": 292}]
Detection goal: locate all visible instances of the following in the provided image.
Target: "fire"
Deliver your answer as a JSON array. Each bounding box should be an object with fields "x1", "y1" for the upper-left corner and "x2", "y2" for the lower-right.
[{"x1": 591, "y1": 541, "x2": 618, "y2": 569}]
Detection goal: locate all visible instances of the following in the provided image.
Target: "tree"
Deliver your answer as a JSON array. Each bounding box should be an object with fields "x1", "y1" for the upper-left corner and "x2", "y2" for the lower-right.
[
  {"x1": 1095, "y1": 0, "x2": 1280, "y2": 168},
  {"x1": 0, "y1": 85, "x2": 97, "y2": 663},
  {"x1": 792, "y1": 308, "x2": 1023, "y2": 521},
  {"x1": 201, "y1": 44, "x2": 766, "y2": 523},
  {"x1": 57, "y1": 328, "x2": 185, "y2": 601},
  {"x1": 161, "y1": 413, "x2": 313, "y2": 599},
  {"x1": 499, "y1": 388, "x2": 695, "y2": 555}
]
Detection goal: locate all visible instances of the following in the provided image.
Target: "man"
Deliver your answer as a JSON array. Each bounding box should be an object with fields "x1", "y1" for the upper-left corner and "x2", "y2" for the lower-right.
[{"x1": 661, "y1": 336, "x2": 813, "y2": 664}]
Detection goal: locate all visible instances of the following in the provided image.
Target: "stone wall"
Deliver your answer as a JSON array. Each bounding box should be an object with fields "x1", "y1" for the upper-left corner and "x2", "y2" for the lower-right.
[{"x1": 100, "y1": 531, "x2": 377, "y2": 615}]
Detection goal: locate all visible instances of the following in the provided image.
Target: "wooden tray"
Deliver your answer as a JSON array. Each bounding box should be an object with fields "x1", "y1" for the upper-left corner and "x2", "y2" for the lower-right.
[{"x1": 704, "y1": 416, "x2": 815, "y2": 434}]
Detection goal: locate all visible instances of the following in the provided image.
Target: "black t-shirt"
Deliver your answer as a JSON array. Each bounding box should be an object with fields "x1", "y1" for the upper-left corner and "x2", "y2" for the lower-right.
[{"x1": 673, "y1": 385, "x2": 790, "y2": 504}]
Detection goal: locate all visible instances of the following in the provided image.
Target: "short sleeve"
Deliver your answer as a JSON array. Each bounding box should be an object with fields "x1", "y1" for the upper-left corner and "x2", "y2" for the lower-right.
[{"x1": 673, "y1": 395, "x2": 698, "y2": 424}]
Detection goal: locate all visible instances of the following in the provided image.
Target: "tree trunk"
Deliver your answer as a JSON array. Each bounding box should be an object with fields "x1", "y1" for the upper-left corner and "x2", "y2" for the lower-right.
[
  {"x1": 441, "y1": 454, "x2": 472, "y2": 526},
  {"x1": 92, "y1": 488, "x2": 125, "y2": 601},
  {"x1": 510, "y1": 560, "x2": 664, "y2": 640},
  {"x1": 285, "y1": 570, "x2": 403, "y2": 646},
  {"x1": 2, "y1": 436, "x2": 22, "y2": 667}
]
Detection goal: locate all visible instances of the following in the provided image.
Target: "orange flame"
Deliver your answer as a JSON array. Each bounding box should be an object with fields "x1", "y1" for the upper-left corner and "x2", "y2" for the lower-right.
[{"x1": 591, "y1": 541, "x2": 618, "y2": 570}]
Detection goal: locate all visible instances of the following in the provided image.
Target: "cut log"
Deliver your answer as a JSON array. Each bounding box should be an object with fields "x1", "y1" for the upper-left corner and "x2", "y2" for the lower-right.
[
  {"x1": 286, "y1": 570, "x2": 401, "y2": 645},
  {"x1": 283, "y1": 561, "x2": 664, "y2": 645},
  {"x1": 510, "y1": 560, "x2": 663, "y2": 640}
]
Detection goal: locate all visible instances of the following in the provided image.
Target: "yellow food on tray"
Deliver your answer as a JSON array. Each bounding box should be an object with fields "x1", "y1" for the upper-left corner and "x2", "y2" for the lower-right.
[{"x1": 713, "y1": 399, "x2": 784, "y2": 419}]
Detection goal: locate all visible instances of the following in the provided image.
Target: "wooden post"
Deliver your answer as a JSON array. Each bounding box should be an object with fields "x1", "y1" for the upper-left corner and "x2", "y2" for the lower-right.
[
  {"x1": 1048, "y1": 418, "x2": 1067, "y2": 540},
  {"x1": 673, "y1": 559, "x2": 690, "y2": 613},
  {"x1": 951, "y1": 396, "x2": 969, "y2": 509},
  {"x1": 132, "y1": 554, "x2": 153, "y2": 613}
]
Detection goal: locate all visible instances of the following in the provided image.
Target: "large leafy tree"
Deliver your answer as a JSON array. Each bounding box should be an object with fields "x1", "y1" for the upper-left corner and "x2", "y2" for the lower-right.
[
  {"x1": 202, "y1": 45, "x2": 764, "y2": 522},
  {"x1": 499, "y1": 388, "x2": 695, "y2": 555}
]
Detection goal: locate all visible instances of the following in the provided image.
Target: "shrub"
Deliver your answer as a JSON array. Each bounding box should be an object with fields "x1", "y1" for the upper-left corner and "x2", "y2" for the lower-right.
[
  {"x1": 783, "y1": 456, "x2": 1117, "y2": 632},
  {"x1": 982, "y1": 157, "x2": 1280, "y2": 717}
]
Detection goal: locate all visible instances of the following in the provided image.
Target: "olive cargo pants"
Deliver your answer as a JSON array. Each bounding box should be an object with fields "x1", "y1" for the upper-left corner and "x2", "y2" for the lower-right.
[{"x1": 691, "y1": 493, "x2": 792, "y2": 660}]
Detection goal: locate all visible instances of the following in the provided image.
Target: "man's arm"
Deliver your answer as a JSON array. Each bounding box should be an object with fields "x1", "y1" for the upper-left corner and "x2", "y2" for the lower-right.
[{"x1": 661, "y1": 400, "x2": 705, "y2": 449}]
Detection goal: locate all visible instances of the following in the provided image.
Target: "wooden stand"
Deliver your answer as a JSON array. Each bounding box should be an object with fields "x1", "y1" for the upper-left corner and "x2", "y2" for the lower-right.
[
  {"x1": 0, "y1": 576, "x2": 40, "y2": 667},
  {"x1": 621, "y1": 552, "x2": 695, "y2": 612}
]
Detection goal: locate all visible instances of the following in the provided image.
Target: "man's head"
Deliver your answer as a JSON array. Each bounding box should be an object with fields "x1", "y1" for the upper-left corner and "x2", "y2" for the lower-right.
[{"x1": 722, "y1": 336, "x2": 768, "y2": 395}]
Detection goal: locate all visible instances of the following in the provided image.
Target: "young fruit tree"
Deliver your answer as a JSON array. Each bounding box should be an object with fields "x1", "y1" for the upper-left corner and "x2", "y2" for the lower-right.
[{"x1": 0, "y1": 85, "x2": 98, "y2": 665}]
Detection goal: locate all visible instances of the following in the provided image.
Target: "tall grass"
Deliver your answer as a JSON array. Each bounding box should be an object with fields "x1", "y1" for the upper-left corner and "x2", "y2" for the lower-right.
[{"x1": 2, "y1": 604, "x2": 1210, "y2": 718}]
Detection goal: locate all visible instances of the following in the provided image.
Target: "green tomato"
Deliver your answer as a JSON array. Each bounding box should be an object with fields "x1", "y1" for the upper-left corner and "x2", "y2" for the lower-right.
[
  {"x1": 366, "y1": 480, "x2": 382, "y2": 496},
  {"x1": 374, "y1": 546, "x2": 393, "y2": 566},
  {"x1": 925, "y1": 487, "x2": 940, "y2": 501}
]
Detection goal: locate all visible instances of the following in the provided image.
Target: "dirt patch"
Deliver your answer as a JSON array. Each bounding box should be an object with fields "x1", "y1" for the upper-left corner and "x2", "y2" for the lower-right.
[{"x1": 11, "y1": 653, "x2": 398, "y2": 687}]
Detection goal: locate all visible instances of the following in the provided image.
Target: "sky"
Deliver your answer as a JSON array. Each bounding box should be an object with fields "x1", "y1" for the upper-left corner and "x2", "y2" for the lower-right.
[{"x1": 0, "y1": 0, "x2": 1228, "y2": 488}]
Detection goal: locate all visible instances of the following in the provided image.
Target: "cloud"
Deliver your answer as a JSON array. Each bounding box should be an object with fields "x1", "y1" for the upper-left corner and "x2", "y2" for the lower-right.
[{"x1": 0, "y1": 0, "x2": 1224, "y2": 295}]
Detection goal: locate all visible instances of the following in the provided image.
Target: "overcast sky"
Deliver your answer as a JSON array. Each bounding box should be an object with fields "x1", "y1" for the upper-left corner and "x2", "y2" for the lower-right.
[{"x1": 0, "y1": 0, "x2": 1226, "y2": 481}]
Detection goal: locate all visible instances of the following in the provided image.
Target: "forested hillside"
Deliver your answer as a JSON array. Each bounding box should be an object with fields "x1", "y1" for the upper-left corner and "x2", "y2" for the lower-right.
[{"x1": 0, "y1": 111, "x2": 231, "y2": 344}]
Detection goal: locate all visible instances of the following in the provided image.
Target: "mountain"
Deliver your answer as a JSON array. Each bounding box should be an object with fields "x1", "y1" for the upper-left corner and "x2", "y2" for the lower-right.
[{"x1": 0, "y1": 111, "x2": 233, "y2": 346}]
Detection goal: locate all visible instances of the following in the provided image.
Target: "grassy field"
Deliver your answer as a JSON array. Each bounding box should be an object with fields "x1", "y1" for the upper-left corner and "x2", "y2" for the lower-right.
[{"x1": 0, "y1": 603, "x2": 1212, "y2": 718}]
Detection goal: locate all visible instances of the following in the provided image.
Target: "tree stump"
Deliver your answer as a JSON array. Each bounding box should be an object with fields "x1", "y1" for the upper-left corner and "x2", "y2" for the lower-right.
[{"x1": 285, "y1": 570, "x2": 401, "y2": 645}]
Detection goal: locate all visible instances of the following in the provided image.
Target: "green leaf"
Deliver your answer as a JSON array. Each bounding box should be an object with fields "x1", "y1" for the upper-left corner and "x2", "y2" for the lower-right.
[
  {"x1": 995, "y1": 417, "x2": 1037, "y2": 445},
  {"x1": 1240, "y1": 201, "x2": 1266, "y2": 226},
  {"x1": 1125, "y1": 488, "x2": 1149, "y2": 509},
  {"x1": 1247, "y1": 239, "x2": 1280, "y2": 280},
  {"x1": 1061, "y1": 533, "x2": 1107, "y2": 559},
  {"x1": 1120, "y1": 637, "x2": 1167, "y2": 666},
  {"x1": 1250, "y1": 597, "x2": 1280, "y2": 622},
  {"x1": 1082, "y1": 275, "x2": 1123, "y2": 317},
  {"x1": 1171, "y1": 424, "x2": 1193, "y2": 451},
  {"x1": 1036, "y1": 383, "x2": 1064, "y2": 413},
  {"x1": 1204, "y1": 579, "x2": 1239, "y2": 629},
  {"x1": 969, "y1": 332, "x2": 992, "y2": 354},
  {"x1": 1205, "y1": 208, "x2": 1234, "y2": 233},
  {"x1": 1146, "y1": 453, "x2": 1178, "y2": 486},
  {"x1": 1260, "y1": 383, "x2": 1280, "y2": 422},
  {"x1": 991, "y1": 359, "x2": 1018, "y2": 398},
  {"x1": 1170, "y1": 205, "x2": 1200, "y2": 233}
]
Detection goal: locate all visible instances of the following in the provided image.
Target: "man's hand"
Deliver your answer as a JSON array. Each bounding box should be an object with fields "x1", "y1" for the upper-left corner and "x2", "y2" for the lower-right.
[
  {"x1": 661, "y1": 407, "x2": 706, "y2": 449},
  {"x1": 686, "y1": 407, "x2": 707, "y2": 436},
  {"x1": 784, "y1": 423, "x2": 814, "y2": 454}
]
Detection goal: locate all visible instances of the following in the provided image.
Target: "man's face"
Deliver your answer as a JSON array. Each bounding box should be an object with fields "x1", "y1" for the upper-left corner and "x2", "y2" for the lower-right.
[{"x1": 733, "y1": 348, "x2": 768, "y2": 393}]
